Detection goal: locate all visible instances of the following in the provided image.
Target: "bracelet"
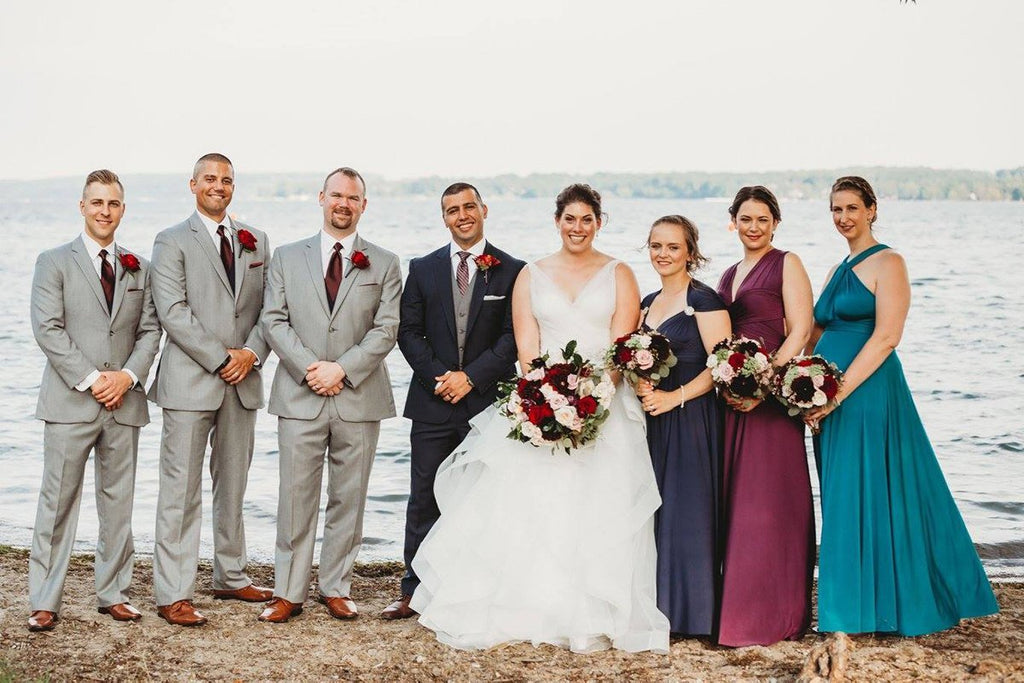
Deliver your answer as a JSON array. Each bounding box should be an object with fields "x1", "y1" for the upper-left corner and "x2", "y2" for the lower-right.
[{"x1": 679, "y1": 386, "x2": 686, "y2": 409}]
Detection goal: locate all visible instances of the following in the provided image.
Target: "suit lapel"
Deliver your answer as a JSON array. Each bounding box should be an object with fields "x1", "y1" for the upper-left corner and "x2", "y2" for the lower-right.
[
  {"x1": 464, "y1": 244, "x2": 489, "y2": 338},
  {"x1": 329, "y1": 234, "x2": 365, "y2": 321},
  {"x1": 71, "y1": 236, "x2": 110, "y2": 315},
  {"x1": 229, "y1": 218, "x2": 250, "y2": 302},
  {"x1": 434, "y1": 245, "x2": 458, "y2": 342},
  {"x1": 109, "y1": 246, "x2": 128, "y2": 320},
  {"x1": 304, "y1": 235, "x2": 332, "y2": 318},
  {"x1": 189, "y1": 212, "x2": 233, "y2": 296}
]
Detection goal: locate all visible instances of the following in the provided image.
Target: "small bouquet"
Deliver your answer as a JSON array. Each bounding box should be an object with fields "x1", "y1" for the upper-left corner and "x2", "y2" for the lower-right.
[
  {"x1": 605, "y1": 329, "x2": 677, "y2": 386},
  {"x1": 497, "y1": 340, "x2": 616, "y2": 454},
  {"x1": 773, "y1": 355, "x2": 844, "y2": 423},
  {"x1": 706, "y1": 336, "x2": 774, "y2": 399}
]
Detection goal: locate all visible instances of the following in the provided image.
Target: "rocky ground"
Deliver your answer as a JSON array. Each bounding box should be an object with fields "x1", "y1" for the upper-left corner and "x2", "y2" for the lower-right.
[{"x1": 0, "y1": 546, "x2": 1020, "y2": 681}]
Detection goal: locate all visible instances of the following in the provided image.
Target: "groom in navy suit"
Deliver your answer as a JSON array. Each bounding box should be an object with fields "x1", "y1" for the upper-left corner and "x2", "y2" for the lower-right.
[{"x1": 382, "y1": 183, "x2": 524, "y2": 619}]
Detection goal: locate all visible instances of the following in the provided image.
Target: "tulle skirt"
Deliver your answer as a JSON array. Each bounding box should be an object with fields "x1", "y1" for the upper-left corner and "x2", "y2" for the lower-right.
[{"x1": 410, "y1": 386, "x2": 670, "y2": 653}]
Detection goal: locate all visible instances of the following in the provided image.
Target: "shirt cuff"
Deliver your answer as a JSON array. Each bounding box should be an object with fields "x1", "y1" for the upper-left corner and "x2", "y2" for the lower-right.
[
  {"x1": 243, "y1": 347, "x2": 261, "y2": 367},
  {"x1": 75, "y1": 370, "x2": 101, "y2": 392},
  {"x1": 124, "y1": 369, "x2": 139, "y2": 388}
]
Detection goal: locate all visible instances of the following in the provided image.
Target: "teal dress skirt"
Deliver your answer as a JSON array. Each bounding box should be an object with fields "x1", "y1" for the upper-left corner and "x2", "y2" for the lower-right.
[{"x1": 813, "y1": 243, "x2": 998, "y2": 636}]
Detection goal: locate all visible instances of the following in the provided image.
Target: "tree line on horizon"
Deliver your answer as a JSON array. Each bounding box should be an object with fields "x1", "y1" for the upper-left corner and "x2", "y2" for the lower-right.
[
  {"x1": 253, "y1": 166, "x2": 1024, "y2": 202},
  {"x1": 5, "y1": 167, "x2": 1023, "y2": 202}
]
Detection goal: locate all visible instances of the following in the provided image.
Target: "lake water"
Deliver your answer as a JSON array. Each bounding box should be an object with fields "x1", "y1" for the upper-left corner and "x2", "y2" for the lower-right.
[{"x1": 1, "y1": 181, "x2": 1021, "y2": 578}]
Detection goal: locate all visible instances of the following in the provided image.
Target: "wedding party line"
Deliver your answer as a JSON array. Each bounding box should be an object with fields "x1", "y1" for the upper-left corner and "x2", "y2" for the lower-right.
[{"x1": 23, "y1": 154, "x2": 999, "y2": 654}]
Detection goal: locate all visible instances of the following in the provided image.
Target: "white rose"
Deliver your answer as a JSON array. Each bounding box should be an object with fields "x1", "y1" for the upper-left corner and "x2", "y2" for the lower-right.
[
  {"x1": 706, "y1": 355, "x2": 718, "y2": 369},
  {"x1": 567, "y1": 374, "x2": 579, "y2": 390},
  {"x1": 812, "y1": 390, "x2": 827, "y2": 406},
  {"x1": 521, "y1": 422, "x2": 542, "y2": 442},
  {"x1": 524, "y1": 367, "x2": 544, "y2": 381},
  {"x1": 636, "y1": 334, "x2": 652, "y2": 349},
  {"x1": 577, "y1": 378, "x2": 595, "y2": 396},
  {"x1": 554, "y1": 405, "x2": 579, "y2": 429}
]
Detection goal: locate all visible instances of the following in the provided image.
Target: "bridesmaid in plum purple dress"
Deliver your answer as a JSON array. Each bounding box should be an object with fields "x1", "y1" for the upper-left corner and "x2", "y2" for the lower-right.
[{"x1": 715, "y1": 186, "x2": 816, "y2": 647}]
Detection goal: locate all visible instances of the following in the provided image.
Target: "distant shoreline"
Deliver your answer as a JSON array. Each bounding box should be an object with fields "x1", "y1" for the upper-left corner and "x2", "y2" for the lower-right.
[{"x1": 3, "y1": 166, "x2": 1023, "y2": 201}]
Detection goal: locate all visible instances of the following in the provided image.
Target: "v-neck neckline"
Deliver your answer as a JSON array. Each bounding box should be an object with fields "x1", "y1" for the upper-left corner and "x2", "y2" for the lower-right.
[
  {"x1": 532, "y1": 259, "x2": 615, "y2": 305},
  {"x1": 729, "y1": 249, "x2": 774, "y2": 303}
]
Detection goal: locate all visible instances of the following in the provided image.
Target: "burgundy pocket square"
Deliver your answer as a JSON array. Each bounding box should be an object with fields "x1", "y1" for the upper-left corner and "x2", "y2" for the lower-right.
[{"x1": 249, "y1": 261, "x2": 264, "y2": 268}]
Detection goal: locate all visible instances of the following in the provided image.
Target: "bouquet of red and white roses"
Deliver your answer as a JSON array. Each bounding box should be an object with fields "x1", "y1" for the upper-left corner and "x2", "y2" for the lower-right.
[
  {"x1": 773, "y1": 355, "x2": 844, "y2": 419},
  {"x1": 497, "y1": 340, "x2": 616, "y2": 454},
  {"x1": 605, "y1": 329, "x2": 677, "y2": 386},
  {"x1": 706, "y1": 335, "x2": 774, "y2": 399}
]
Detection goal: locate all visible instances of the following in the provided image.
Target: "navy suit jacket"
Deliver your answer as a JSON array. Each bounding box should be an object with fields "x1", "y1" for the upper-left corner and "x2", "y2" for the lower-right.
[{"x1": 399, "y1": 242, "x2": 524, "y2": 425}]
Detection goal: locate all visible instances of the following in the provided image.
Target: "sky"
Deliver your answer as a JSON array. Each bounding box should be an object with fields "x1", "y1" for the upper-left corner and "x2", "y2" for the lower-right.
[{"x1": 1, "y1": 0, "x2": 1021, "y2": 180}]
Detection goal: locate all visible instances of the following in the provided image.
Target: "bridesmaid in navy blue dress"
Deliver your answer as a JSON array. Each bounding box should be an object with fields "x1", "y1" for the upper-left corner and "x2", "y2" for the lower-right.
[{"x1": 636, "y1": 216, "x2": 731, "y2": 636}]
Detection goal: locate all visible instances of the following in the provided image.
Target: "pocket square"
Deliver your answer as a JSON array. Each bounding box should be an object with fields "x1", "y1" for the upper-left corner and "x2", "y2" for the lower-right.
[
  {"x1": 483, "y1": 294, "x2": 506, "y2": 301},
  {"x1": 248, "y1": 261, "x2": 264, "y2": 268}
]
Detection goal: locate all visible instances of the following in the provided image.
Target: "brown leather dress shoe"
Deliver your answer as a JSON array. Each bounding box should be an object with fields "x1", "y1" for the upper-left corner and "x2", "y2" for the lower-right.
[
  {"x1": 380, "y1": 594, "x2": 417, "y2": 620},
  {"x1": 28, "y1": 610, "x2": 57, "y2": 632},
  {"x1": 212, "y1": 584, "x2": 273, "y2": 602},
  {"x1": 157, "y1": 600, "x2": 207, "y2": 626},
  {"x1": 258, "y1": 597, "x2": 303, "y2": 623},
  {"x1": 98, "y1": 603, "x2": 142, "y2": 622},
  {"x1": 318, "y1": 594, "x2": 358, "y2": 620}
]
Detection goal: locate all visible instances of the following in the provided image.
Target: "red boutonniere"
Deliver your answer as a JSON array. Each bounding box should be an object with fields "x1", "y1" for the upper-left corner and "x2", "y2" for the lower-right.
[
  {"x1": 475, "y1": 254, "x2": 500, "y2": 283},
  {"x1": 118, "y1": 252, "x2": 141, "y2": 280},
  {"x1": 347, "y1": 249, "x2": 370, "y2": 277},
  {"x1": 236, "y1": 228, "x2": 258, "y2": 254}
]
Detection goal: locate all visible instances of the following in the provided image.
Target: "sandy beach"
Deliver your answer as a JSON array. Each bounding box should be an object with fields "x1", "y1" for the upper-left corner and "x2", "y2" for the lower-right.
[{"x1": 0, "y1": 546, "x2": 1020, "y2": 681}]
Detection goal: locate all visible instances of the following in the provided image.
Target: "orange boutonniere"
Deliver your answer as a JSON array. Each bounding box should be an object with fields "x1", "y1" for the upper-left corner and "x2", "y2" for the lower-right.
[{"x1": 475, "y1": 254, "x2": 500, "y2": 283}]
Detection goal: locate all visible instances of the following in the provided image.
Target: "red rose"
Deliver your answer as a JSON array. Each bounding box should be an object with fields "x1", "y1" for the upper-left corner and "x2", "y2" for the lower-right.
[
  {"x1": 527, "y1": 404, "x2": 553, "y2": 425},
  {"x1": 351, "y1": 250, "x2": 370, "y2": 269},
  {"x1": 237, "y1": 228, "x2": 258, "y2": 252},
  {"x1": 797, "y1": 358, "x2": 814, "y2": 367},
  {"x1": 118, "y1": 252, "x2": 141, "y2": 272},
  {"x1": 821, "y1": 375, "x2": 839, "y2": 399},
  {"x1": 475, "y1": 254, "x2": 500, "y2": 271},
  {"x1": 615, "y1": 348, "x2": 633, "y2": 365},
  {"x1": 728, "y1": 352, "x2": 746, "y2": 370},
  {"x1": 577, "y1": 395, "x2": 598, "y2": 416}
]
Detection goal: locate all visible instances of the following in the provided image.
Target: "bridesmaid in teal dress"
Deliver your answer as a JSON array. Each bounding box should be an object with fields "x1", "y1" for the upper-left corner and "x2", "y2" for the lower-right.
[{"x1": 806, "y1": 176, "x2": 998, "y2": 636}]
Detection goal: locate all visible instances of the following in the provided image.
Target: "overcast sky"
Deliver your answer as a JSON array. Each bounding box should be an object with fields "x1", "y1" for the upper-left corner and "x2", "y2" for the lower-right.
[{"x1": 1, "y1": 0, "x2": 1020, "y2": 180}]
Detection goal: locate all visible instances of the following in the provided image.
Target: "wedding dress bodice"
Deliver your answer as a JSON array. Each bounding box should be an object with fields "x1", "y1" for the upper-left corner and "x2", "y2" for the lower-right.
[{"x1": 529, "y1": 260, "x2": 618, "y2": 363}]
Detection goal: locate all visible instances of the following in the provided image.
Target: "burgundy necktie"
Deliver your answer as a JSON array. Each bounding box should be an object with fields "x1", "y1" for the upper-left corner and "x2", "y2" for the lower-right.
[
  {"x1": 98, "y1": 249, "x2": 115, "y2": 313},
  {"x1": 325, "y1": 243, "x2": 343, "y2": 310},
  {"x1": 217, "y1": 225, "x2": 235, "y2": 293},
  {"x1": 456, "y1": 251, "x2": 471, "y2": 295}
]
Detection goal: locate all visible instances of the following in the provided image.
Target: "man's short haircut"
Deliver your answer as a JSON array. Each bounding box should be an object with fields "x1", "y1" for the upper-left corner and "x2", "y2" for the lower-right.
[
  {"x1": 441, "y1": 182, "x2": 483, "y2": 207},
  {"x1": 82, "y1": 169, "x2": 124, "y2": 198},
  {"x1": 323, "y1": 167, "x2": 367, "y2": 195},
  {"x1": 193, "y1": 152, "x2": 233, "y2": 179}
]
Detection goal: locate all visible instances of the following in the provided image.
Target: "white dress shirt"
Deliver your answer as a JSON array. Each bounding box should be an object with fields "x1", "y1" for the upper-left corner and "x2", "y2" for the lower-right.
[
  {"x1": 449, "y1": 239, "x2": 486, "y2": 287},
  {"x1": 196, "y1": 210, "x2": 232, "y2": 250},
  {"x1": 320, "y1": 230, "x2": 358, "y2": 276},
  {"x1": 75, "y1": 233, "x2": 138, "y2": 391}
]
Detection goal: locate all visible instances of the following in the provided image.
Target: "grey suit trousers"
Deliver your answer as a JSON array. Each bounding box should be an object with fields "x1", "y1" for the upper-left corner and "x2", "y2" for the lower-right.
[
  {"x1": 29, "y1": 411, "x2": 139, "y2": 612},
  {"x1": 152, "y1": 388, "x2": 255, "y2": 604},
  {"x1": 273, "y1": 401, "x2": 379, "y2": 603}
]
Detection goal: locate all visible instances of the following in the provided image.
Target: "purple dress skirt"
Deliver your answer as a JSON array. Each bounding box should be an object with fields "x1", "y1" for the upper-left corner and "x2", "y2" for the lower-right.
[{"x1": 716, "y1": 248, "x2": 815, "y2": 646}]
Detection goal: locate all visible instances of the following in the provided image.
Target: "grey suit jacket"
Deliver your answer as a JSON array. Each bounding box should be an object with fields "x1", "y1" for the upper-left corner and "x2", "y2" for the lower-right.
[
  {"x1": 262, "y1": 233, "x2": 401, "y2": 421},
  {"x1": 149, "y1": 212, "x2": 271, "y2": 411},
  {"x1": 31, "y1": 236, "x2": 161, "y2": 427}
]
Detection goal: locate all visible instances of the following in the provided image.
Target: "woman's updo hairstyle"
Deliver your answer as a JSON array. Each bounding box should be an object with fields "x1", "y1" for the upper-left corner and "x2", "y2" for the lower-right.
[
  {"x1": 831, "y1": 176, "x2": 878, "y2": 225},
  {"x1": 555, "y1": 183, "x2": 602, "y2": 220},
  {"x1": 728, "y1": 185, "x2": 782, "y2": 223},
  {"x1": 648, "y1": 215, "x2": 708, "y2": 273}
]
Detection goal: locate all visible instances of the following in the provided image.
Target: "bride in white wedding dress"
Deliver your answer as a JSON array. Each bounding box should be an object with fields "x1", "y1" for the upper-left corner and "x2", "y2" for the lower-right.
[{"x1": 410, "y1": 184, "x2": 670, "y2": 654}]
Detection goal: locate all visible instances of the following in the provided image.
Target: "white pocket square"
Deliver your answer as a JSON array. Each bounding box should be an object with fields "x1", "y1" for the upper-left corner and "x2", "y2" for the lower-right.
[{"x1": 483, "y1": 294, "x2": 506, "y2": 301}]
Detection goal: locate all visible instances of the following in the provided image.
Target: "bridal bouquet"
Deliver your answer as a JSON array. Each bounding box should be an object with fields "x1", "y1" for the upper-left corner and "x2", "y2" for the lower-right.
[
  {"x1": 706, "y1": 336, "x2": 774, "y2": 399},
  {"x1": 773, "y1": 355, "x2": 844, "y2": 418},
  {"x1": 497, "y1": 340, "x2": 615, "y2": 454},
  {"x1": 605, "y1": 329, "x2": 677, "y2": 386}
]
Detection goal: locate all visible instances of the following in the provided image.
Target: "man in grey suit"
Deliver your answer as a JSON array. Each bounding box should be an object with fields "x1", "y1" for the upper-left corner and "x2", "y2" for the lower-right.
[
  {"x1": 149, "y1": 153, "x2": 272, "y2": 627},
  {"x1": 28, "y1": 169, "x2": 161, "y2": 632},
  {"x1": 258, "y1": 167, "x2": 402, "y2": 623}
]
